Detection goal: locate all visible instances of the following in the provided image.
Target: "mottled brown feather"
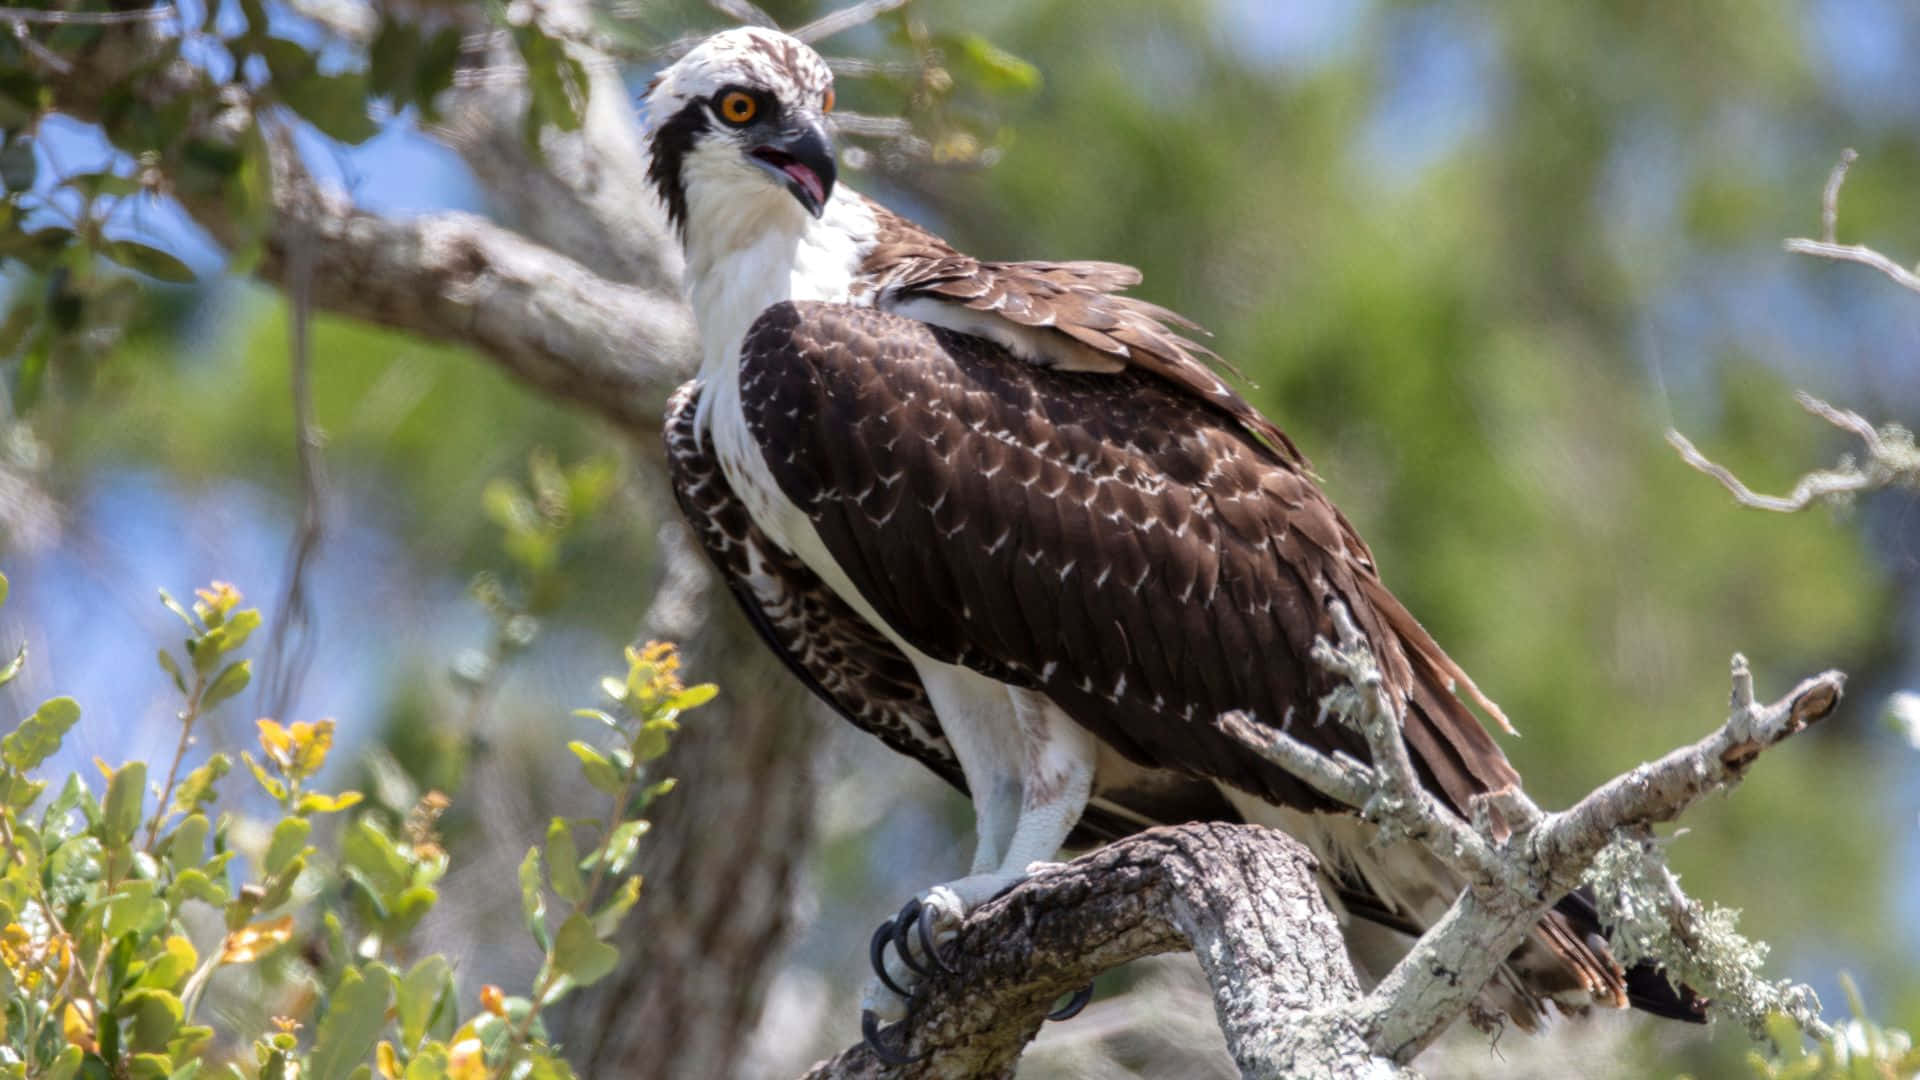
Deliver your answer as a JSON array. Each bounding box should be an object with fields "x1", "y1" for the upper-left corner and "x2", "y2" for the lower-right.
[{"x1": 853, "y1": 198, "x2": 1306, "y2": 464}]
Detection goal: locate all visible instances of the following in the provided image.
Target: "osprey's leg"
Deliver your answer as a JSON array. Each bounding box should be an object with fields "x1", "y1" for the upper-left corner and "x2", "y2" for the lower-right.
[{"x1": 862, "y1": 670, "x2": 1096, "y2": 1028}]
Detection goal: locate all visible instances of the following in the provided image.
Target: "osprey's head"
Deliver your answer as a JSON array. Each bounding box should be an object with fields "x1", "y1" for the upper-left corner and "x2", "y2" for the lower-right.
[{"x1": 645, "y1": 27, "x2": 838, "y2": 238}]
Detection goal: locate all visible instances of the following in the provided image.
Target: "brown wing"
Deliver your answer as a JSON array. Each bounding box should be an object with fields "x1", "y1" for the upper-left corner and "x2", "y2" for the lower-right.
[
  {"x1": 664, "y1": 380, "x2": 1155, "y2": 843},
  {"x1": 736, "y1": 300, "x2": 1519, "y2": 817},
  {"x1": 855, "y1": 197, "x2": 1309, "y2": 467},
  {"x1": 664, "y1": 382, "x2": 960, "y2": 786}
]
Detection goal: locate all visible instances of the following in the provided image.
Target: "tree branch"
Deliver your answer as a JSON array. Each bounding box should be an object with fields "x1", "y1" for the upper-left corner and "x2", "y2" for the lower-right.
[
  {"x1": 1219, "y1": 603, "x2": 1842, "y2": 1062},
  {"x1": 256, "y1": 169, "x2": 696, "y2": 431},
  {"x1": 802, "y1": 823, "x2": 1408, "y2": 1080},
  {"x1": 1667, "y1": 392, "x2": 1918, "y2": 513},
  {"x1": 1782, "y1": 148, "x2": 1920, "y2": 296}
]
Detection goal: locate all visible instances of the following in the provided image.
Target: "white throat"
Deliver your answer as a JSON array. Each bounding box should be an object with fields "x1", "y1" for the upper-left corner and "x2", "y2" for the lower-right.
[{"x1": 683, "y1": 186, "x2": 874, "y2": 368}]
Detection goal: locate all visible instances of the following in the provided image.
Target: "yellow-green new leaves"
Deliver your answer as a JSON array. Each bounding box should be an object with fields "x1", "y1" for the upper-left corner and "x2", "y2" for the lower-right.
[
  {"x1": 518, "y1": 848, "x2": 549, "y2": 951},
  {"x1": 544, "y1": 821, "x2": 584, "y2": 905},
  {"x1": 3, "y1": 697, "x2": 81, "y2": 772},
  {"x1": 100, "y1": 760, "x2": 147, "y2": 846},
  {"x1": 245, "y1": 719, "x2": 362, "y2": 816}
]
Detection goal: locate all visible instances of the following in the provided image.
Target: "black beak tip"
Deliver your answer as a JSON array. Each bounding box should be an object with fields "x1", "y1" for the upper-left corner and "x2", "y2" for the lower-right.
[{"x1": 752, "y1": 123, "x2": 837, "y2": 219}]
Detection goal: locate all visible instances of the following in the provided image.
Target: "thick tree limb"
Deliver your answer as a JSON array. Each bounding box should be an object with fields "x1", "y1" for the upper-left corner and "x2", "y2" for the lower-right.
[
  {"x1": 802, "y1": 824, "x2": 1408, "y2": 1080},
  {"x1": 257, "y1": 174, "x2": 696, "y2": 430}
]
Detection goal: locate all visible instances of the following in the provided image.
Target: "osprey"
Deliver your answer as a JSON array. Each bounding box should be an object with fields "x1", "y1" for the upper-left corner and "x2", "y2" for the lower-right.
[{"x1": 645, "y1": 26, "x2": 1702, "y2": 1052}]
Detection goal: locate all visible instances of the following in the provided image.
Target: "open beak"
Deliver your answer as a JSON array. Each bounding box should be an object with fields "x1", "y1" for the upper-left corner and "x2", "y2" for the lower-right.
[{"x1": 748, "y1": 120, "x2": 837, "y2": 218}]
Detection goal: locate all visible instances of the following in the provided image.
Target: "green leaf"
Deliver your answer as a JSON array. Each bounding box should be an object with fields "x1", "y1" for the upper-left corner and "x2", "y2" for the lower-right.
[
  {"x1": 135, "y1": 934, "x2": 198, "y2": 990},
  {"x1": 308, "y1": 964, "x2": 392, "y2": 1080},
  {"x1": 571, "y1": 707, "x2": 619, "y2": 728},
  {"x1": 46, "y1": 835, "x2": 104, "y2": 908},
  {"x1": 167, "y1": 1031, "x2": 213, "y2": 1070},
  {"x1": 200, "y1": 660, "x2": 251, "y2": 711},
  {"x1": 943, "y1": 32, "x2": 1042, "y2": 94},
  {"x1": 369, "y1": 19, "x2": 420, "y2": 101},
  {"x1": 103, "y1": 760, "x2": 147, "y2": 845},
  {"x1": 265, "y1": 817, "x2": 311, "y2": 876},
  {"x1": 166, "y1": 813, "x2": 210, "y2": 867},
  {"x1": 241, "y1": 751, "x2": 287, "y2": 802},
  {"x1": 546, "y1": 819, "x2": 583, "y2": 904},
  {"x1": 342, "y1": 819, "x2": 411, "y2": 900},
  {"x1": 0, "y1": 641, "x2": 26, "y2": 689},
  {"x1": 170, "y1": 755, "x2": 231, "y2": 817},
  {"x1": 396, "y1": 955, "x2": 452, "y2": 1050},
  {"x1": 101, "y1": 241, "x2": 195, "y2": 283},
  {"x1": 42, "y1": 770, "x2": 96, "y2": 838},
  {"x1": 104, "y1": 880, "x2": 168, "y2": 941},
  {"x1": 3, "y1": 695, "x2": 80, "y2": 770},
  {"x1": 603, "y1": 819, "x2": 649, "y2": 876},
  {"x1": 414, "y1": 27, "x2": 462, "y2": 121},
  {"x1": 549, "y1": 913, "x2": 618, "y2": 988},
  {"x1": 296, "y1": 790, "x2": 363, "y2": 815},
  {"x1": 513, "y1": 25, "x2": 588, "y2": 138},
  {"x1": 637, "y1": 776, "x2": 677, "y2": 810},
  {"x1": 156, "y1": 649, "x2": 187, "y2": 694},
  {"x1": 281, "y1": 71, "x2": 378, "y2": 144},
  {"x1": 591, "y1": 876, "x2": 642, "y2": 937},
  {"x1": 0, "y1": 135, "x2": 35, "y2": 192},
  {"x1": 632, "y1": 717, "x2": 678, "y2": 763},
  {"x1": 166, "y1": 866, "x2": 229, "y2": 908},
  {"x1": 217, "y1": 609, "x2": 262, "y2": 653},
  {"x1": 158, "y1": 588, "x2": 198, "y2": 630},
  {"x1": 667, "y1": 683, "x2": 718, "y2": 711},
  {"x1": 386, "y1": 884, "x2": 437, "y2": 936},
  {"x1": 67, "y1": 170, "x2": 141, "y2": 199},
  {"x1": 0, "y1": 301, "x2": 32, "y2": 359},
  {"x1": 518, "y1": 846, "x2": 549, "y2": 951},
  {"x1": 43, "y1": 1046, "x2": 83, "y2": 1080},
  {"x1": 565, "y1": 740, "x2": 625, "y2": 795},
  {"x1": 120, "y1": 988, "x2": 184, "y2": 1053}
]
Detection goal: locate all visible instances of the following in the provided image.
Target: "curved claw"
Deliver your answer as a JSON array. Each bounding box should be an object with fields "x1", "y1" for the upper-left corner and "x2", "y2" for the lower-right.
[
  {"x1": 861, "y1": 1008, "x2": 930, "y2": 1066},
  {"x1": 1047, "y1": 983, "x2": 1094, "y2": 1022},
  {"x1": 869, "y1": 918, "x2": 912, "y2": 1000},
  {"x1": 916, "y1": 899, "x2": 955, "y2": 974},
  {"x1": 891, "y1": 898, "x2": 932, "y2": 977}
]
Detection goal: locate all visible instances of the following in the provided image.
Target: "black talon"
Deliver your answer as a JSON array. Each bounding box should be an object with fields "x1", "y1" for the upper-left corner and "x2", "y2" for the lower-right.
[
  {"x1": 869, "y1": 917, "x2": 912, "y2": 999},
  {"x1": 861, "y1": 1008, "x2": 930, "y2": 1066},
  {"x1": 916, "y1": 899, "x2": 955, "y2": 974},
  {"x1": 891, "y1": 898, "x2": 932, "y2": 977},
  {"x1": 1048, "y1": 983, "x2": 1094, "y2": 1022}
]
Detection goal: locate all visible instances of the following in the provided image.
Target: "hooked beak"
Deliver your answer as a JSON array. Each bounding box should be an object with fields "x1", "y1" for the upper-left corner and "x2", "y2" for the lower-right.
[{"x1": 748, "y1": 119, "x2": 837, "y2": 218}]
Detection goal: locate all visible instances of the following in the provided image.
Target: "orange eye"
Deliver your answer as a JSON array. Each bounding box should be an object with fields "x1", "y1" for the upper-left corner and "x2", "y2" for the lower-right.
[
  {"x1": 718, "y1": 91, "x2": 757, "y2": 125},
  {"x1": 822, "y1": 88, "x2": 835, "y2": 113}
]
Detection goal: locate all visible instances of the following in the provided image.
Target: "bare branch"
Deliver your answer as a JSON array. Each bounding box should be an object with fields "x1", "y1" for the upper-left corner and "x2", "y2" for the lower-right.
[
  {"x1": 1219, "y1": 604, "x2": 1842, "y2": 1061},
  {"x1": 708, "y1": 0, "x2": 778, "y2": 29},
  {"x1": 803, "y1": 824, "x2": 1408, "y2": 1080},
  {"x1": 1668, "y1": 392, "x2": 1919, "y2": 512},
  {"x1": 794, "y1": 0, "x2": 912, "y2": 44},
  {"x1": 0, "y1": 4, "x2": 175, "y2": 25},
  {"x1": 1783, "y1": 148, "x2": 1920, "y2": 295}
]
